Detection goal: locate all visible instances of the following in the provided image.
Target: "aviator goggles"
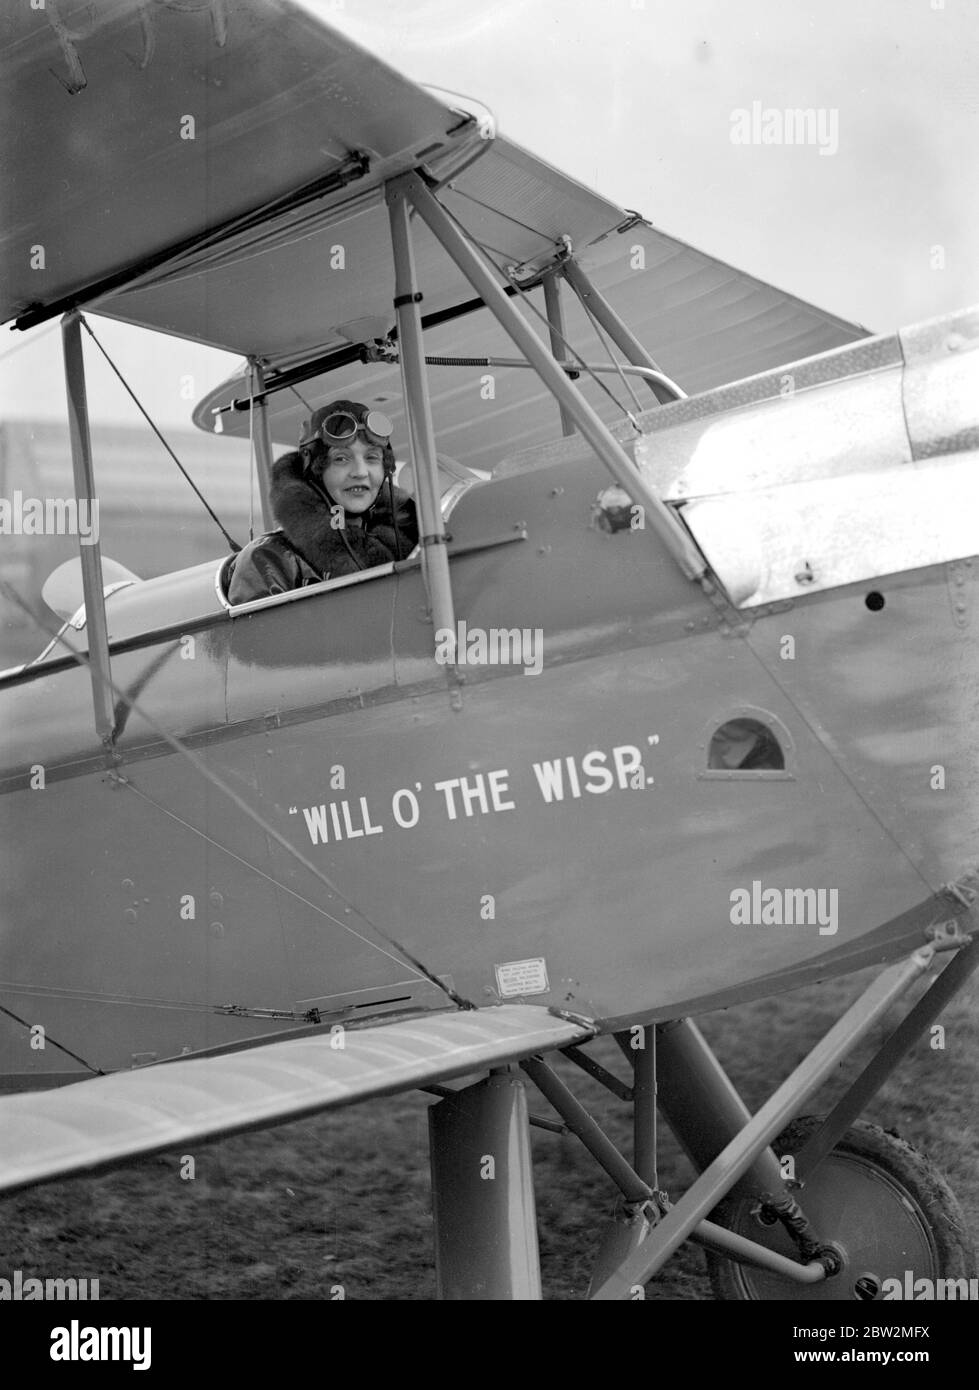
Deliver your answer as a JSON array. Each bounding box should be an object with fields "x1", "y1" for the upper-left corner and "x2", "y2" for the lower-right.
[{"x1": 301, "y1": 409, "x2": 394, "y2": 450}]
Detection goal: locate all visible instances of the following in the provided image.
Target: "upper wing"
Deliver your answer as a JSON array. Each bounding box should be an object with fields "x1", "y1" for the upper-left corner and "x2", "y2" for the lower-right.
[
  {"x1": 192, "y1": 208, "x2": 868, "y2": 471},
  {"x1": 0, "y1": 1005, "x2": 593, "y2": 1196},
  {"x1": 0, "y1": 0, "x2": 483, "y2": 333},
  {"x1": 2, "y1": 0, "x2": 866, "y2": 475}
]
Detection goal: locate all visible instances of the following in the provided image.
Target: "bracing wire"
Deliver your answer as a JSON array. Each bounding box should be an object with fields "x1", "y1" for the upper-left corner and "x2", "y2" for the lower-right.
[
  {"x1": 0, "y1": 577, "x2": 475, "y2": 1014},
  {"x1": 0, "y1": 1001, "x2": 103, "y2": 1076},
  {"x1": 436, "y1": 204, "x2": 639, "y2": 422},
  {"x1": 574, "y1": 291, "x2": 645, "y2": 422},
  {"x1": 78, "y1": 315, "x2": 241, "y2": 552},
  {"x1": 289, "y1": 384, "x2": 315, "y2": 415}
]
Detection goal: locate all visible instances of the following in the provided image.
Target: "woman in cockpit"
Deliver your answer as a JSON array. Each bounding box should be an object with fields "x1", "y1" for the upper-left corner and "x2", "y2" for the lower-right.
[{"x1": 226, "y1": 399, "x2": 418, "y2": 604}]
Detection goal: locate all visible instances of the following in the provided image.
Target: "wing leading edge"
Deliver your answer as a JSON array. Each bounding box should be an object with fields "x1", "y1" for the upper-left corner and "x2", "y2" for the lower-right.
[
  {"x1": 0, "y1": 1006, "x2": 594, "y2": 1196},
  {"x1": 1, "y1": 0, "x2": 866, "y2": 397},
  {"x1": 0, "y1": 0, "x2": 479, "y2": 330}
]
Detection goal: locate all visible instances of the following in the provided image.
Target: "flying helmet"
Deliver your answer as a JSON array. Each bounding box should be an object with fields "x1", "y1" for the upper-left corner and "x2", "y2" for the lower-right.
[{"x1": 298, "y1": 399, "x2": 396, "y2": 475}]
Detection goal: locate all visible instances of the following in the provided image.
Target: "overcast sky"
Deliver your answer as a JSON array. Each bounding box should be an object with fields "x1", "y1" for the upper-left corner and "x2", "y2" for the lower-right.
[{"x1": 2, "y1": 0, "x2": 977, "y2": 427}]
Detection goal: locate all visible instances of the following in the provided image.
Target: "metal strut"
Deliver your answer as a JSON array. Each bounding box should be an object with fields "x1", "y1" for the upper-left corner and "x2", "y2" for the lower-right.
[
  {"x1": 590, "y1": 946, "x2": 935, "y2": 1298},
  {"x1": 542, "y1": 273, "x2": 576, "y2": 436},
  {"x1": 429, "y1": 1072, "x2": 542, "y2": 1299},
  {"x1": 521, "y1": 1055, "x2": 828, "y2": 1288},
  {"x1": 562, "y1": 256, "x2": 678, "y2": 406},
  {"x1": 396, "y1": 171, "x2": 706, "y2": 582},
  {"x1": 386, "y1": 179, "x2": 457, "y2": 658},
  {"x1": 795, "y1": 933, "x2": 979, "y2": 1180},
  {"x1": 61, "y1": 311, "x2": 115, "y2": 747},
  {"x1": 416, "y1": 353, "x2": 685, "y2": 396},
  {"x1": 246, "y1": 358, "x2": 275, "y2": 534}
]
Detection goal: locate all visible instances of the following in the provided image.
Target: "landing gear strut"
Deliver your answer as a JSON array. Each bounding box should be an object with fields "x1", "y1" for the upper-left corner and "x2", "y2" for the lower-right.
[{"x1": 708, "y1": 1116, "x2": 975, "y2": 1301}]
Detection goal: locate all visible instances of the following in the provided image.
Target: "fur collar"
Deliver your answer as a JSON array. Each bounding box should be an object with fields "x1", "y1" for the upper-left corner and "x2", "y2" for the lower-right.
[{"x1": 268, "y1": 450, "x2": 417, "y2": 577}]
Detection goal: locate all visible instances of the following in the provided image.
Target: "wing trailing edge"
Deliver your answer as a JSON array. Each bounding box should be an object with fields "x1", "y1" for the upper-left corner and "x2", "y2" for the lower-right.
[{"x1": 0, "y1": 1006, "x2": 594, "y2": 1196}]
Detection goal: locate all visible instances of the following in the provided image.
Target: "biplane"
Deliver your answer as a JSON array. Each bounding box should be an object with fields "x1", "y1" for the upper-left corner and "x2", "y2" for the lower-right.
[{"x1": 0, "y1": 0, "x2": 976, "y2": 1300}]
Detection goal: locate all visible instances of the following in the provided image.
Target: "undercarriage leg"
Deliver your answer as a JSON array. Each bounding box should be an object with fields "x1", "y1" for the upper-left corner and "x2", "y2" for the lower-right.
[
  {"x1": 429, "y1": 1070, "x2": 541, "y2": 1299},
  {"x1": 632, "y1": 1024, "x2": 659, "y2": 1189},
  {"x1": 656, "y1": 1018, "x2": 826, "y2": 1258},
  {"x1": 655, "y1": 1018, "x2": 787, "y2": 1200}
]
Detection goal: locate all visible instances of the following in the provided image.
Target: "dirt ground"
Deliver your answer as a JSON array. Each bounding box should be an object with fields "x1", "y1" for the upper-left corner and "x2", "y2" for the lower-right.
[{"x1": 2, "y1": 962, "x2": 976, "y2": 1301}]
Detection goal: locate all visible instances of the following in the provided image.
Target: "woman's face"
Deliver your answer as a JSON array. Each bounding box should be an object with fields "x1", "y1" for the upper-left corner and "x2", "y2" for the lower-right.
[{"x1": 319, "y1": 436, "x2": 386, "y2": 514}]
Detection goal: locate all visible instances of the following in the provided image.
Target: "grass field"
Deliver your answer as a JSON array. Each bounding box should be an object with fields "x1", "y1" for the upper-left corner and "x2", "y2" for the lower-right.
[{"x1": 2, "y1": 961, "x2": 976, "y2": 1301}]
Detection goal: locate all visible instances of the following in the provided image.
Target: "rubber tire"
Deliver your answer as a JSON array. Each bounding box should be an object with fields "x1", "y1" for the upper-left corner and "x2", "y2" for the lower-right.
[{"x1": 707, "y1": 1116, "x2": 976, "y2": 1301}]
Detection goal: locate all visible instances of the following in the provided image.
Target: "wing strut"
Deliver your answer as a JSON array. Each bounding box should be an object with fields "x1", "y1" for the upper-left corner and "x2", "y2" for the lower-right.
[
  {"x1": 388, "y1": 172, "x2": 707, "y2": 583},
  {"x1": 561, "y1": 256, "x2": 677, "y2": 406},
  {"x1": 541, "y1": 273, "x2": 576, "y2": 437},
  {"x1": 245, "y1": 358, "x2": 275, "y2": 534},
  {"x1": 61, "y1": 311, "x2": 114, "y2": 747},
  {"x1": 386, "y1": 181, "x2": 458, "y2": 657}
]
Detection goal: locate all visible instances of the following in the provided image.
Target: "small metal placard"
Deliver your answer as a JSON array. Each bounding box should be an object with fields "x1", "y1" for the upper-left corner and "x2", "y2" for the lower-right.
[{"x1": 494, "y1": 957, "x2": 549, "y2": 998}]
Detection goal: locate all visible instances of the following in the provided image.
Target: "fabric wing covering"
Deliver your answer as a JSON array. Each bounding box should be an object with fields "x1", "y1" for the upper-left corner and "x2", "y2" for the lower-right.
[
  {"x1": 0, "y1": 1007, "x2": 593, "y2": 1195},
  {"x1": 0, "y1": 0, "x2": 867, "y2": 473}
]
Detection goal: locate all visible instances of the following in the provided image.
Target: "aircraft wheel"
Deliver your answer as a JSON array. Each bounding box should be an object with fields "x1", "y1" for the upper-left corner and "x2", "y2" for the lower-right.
[{"x1": 707, "y1": 1116, "x2": 975, "y2": 1300}]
